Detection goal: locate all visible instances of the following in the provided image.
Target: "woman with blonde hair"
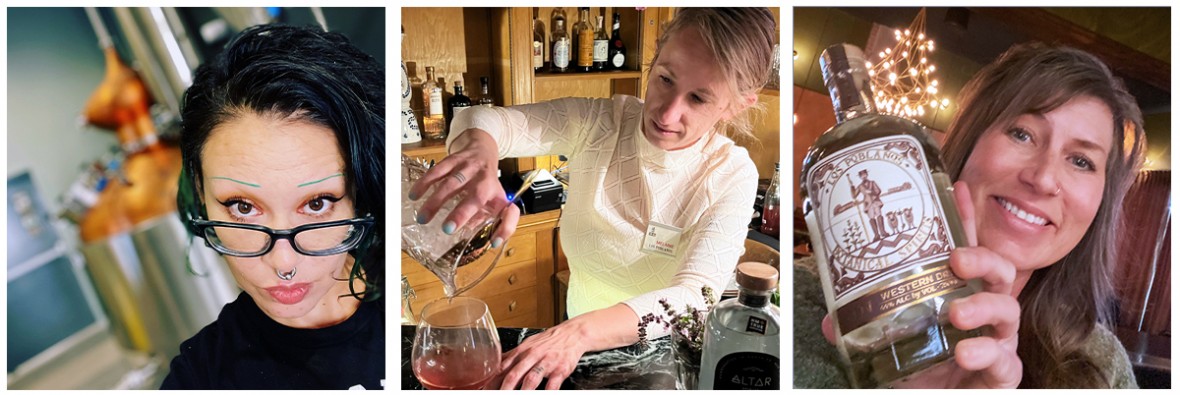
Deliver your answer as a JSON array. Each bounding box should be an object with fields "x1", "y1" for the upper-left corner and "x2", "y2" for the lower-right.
[{"x1": 409, "y1": 8, "x2": 777, "y2": 390}]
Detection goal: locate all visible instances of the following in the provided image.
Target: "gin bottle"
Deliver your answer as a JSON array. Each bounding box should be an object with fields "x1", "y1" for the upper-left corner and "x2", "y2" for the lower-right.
[
  {"x1": 698, "y1": 262, "x2": 780, "y2": 390},
  {"x1": 800, "y1": 43, "x2": 980, "y2": 388}
]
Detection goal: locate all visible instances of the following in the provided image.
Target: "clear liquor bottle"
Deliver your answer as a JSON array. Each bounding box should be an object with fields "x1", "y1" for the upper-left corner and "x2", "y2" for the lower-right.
[
  {"x1": 400, "y1": 25, "x2": 421, "y2": 144},
  {"x1": 420, "y1": 66, "x2": 445, "y2": 140},
  {"x1": 406, "y1": 49, "x2": 425, "y2": 133},
  {"x1": 800, "y1": 43, "x2": 980, "y2": 388},
  {"x1": 592, "y1": 13, "x2": 608, "y2": 71},
  {"x1": 698, "y1": 262, "x2": 780, "y2": 390},
  {"x1": 551, "y1": 19, "x2": 570, "y2": 73}
]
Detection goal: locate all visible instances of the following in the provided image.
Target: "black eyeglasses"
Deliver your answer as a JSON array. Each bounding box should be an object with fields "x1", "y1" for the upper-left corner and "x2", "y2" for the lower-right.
[{"x1": 190, "y1": 216, "x2": 376, "y2": 257}]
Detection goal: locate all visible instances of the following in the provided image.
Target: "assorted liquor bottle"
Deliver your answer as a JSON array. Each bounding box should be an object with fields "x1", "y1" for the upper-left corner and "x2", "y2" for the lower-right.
[
  {"x1": 415, "y1": 68, "x2": 496, "y2": 141},
  {"x1": 534, "y1": 7, "x2": 627, "y2": 74},
  {"x1": 409, "y1": 7, "x2": 635, "y2": 140}
]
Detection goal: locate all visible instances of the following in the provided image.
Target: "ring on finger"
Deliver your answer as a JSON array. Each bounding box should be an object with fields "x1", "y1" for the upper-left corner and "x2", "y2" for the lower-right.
[{"x1": 452, "y1": 172, "x2": 467, "y2": 183}]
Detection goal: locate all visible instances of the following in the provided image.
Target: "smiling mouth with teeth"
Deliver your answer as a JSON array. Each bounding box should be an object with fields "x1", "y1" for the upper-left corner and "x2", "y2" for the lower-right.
[{"x1": 997, "y1": 197, "x2": 1050, "y2": 226}]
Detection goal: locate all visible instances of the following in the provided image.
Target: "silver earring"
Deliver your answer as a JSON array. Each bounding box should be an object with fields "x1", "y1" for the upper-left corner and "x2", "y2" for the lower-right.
[{"x1": 277, "y1": 267, "x2": 297, "y2": 281}]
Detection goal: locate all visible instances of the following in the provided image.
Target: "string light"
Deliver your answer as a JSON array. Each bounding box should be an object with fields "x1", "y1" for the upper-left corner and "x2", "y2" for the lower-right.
[{"x1": 869, "y1": 8, "x2": 949, "y2": 120}]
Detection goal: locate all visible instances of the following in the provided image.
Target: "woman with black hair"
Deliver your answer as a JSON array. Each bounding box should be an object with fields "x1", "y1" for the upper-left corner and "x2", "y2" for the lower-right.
[{"x1": 160, "y1": 24, "x2": 385, "y2": 390}]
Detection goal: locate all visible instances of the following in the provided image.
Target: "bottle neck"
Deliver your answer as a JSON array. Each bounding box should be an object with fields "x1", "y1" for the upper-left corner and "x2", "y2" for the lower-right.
[
  {"x1": 821, "y1": 47, "x2": 877, "y2": 124},
  {"x1": 826, "y1": 71, "x2": 876, "y2": 124},
  {"x1": 737, "y1": 287, "x2": 773, "y2": 308}
]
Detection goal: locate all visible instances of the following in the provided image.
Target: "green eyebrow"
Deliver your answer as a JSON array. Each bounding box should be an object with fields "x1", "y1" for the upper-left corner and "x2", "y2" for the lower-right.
[
  {"x1": 210, "y1": 176, "x2": 261, "y2": 188},
  {"x1": 298, "y1": 173, "x2": 343, "y2": 188}
]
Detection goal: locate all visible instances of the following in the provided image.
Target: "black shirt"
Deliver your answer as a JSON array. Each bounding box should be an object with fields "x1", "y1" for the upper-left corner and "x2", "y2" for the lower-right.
[{"x1": 160, "y1": 292, "x2": 385, "y2": 390}]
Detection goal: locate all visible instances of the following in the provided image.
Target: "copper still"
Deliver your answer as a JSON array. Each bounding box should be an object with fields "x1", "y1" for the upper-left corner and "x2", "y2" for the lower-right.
[
  {"x1": 75, "y1": 7, "x2": 236, "y2": 357},
  {"x1": 79, "y1": 45, "x2": 182, "y2": 243}
]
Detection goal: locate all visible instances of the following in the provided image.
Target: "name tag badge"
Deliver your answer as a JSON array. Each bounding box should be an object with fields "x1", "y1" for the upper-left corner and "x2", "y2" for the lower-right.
[{"x1": 641, "y1": 221, "x2": 682, "y2": 257}]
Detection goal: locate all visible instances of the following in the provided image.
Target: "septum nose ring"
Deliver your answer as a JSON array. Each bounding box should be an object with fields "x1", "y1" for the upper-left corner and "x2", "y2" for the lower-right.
[{"x1": 277, "y1": 267, "x2": 297, "y2": 281}]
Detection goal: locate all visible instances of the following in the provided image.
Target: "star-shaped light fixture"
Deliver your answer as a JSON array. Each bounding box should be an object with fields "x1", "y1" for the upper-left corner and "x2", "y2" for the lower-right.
[{"x1": 867, "y1": 8, "x2": 950, "y2": 119}]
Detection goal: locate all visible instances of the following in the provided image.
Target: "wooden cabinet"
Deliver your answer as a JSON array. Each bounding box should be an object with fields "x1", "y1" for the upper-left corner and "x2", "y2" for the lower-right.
[{"x1": 402, "y1": 210, "x2": 560, "y2": 328}]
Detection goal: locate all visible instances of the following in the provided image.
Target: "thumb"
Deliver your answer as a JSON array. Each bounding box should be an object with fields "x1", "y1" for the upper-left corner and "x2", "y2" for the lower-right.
[
  {"x1": 491, "y1": 203, "x2": 520, "y2": 248},
  {"x1": 952, "y1": 181, "x2": 978, "y2": 247}
]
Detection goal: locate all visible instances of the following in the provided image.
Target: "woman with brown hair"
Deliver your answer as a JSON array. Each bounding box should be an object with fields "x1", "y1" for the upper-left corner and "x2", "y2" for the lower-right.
[
  {"x1": 795, "y1": 42, "x2": 1146, "y2": 388},
  {"x1": 408, "y1": 8, "x2": 777, "y2": 390}
]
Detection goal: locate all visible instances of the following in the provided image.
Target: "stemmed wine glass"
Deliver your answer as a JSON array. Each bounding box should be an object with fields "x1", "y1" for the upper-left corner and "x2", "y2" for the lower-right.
[{"x1": 411, "y1": 297, "x2": 502, "y2": 390}]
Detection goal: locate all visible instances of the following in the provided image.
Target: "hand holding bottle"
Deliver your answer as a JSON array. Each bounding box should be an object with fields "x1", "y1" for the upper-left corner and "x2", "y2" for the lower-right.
[
  {"x1": 821, "y1": 181, "x2": 1022, "y2": 388},
  {"x1": 408, "y1": 128, "x2": 520, "y2": 248}
]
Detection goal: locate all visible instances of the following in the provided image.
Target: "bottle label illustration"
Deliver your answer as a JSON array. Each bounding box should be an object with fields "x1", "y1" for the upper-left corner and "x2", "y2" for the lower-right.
[{"x1": 805, "y1": 134, "x2": 962, "y2": 331}]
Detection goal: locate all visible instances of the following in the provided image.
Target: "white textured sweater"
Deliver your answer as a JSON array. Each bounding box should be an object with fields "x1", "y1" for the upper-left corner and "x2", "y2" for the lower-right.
[{"x1": 448, "y1": 95, "x2": 758, "y2": 333}]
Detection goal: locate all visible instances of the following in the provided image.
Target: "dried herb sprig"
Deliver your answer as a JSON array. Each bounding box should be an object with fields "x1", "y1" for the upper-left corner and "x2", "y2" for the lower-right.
[{"x1": 637, "y1": 286, "x2": 716, "y2": 352}]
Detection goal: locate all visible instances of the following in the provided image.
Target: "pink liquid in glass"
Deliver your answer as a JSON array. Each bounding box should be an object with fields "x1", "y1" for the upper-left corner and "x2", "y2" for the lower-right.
[{"x1": 413, "y1": 345, "x2": 500, "y2": 390}]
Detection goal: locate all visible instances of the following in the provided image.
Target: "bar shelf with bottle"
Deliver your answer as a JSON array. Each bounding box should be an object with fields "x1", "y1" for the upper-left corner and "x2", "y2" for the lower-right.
[
  {"x1": 534, "y1": 70, "x2": 642, "y2": 82},
  {"x1": 403, "y1": 7, "x2": 649, "y2": 171}
]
